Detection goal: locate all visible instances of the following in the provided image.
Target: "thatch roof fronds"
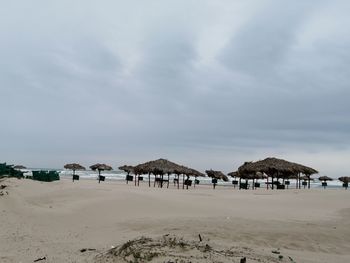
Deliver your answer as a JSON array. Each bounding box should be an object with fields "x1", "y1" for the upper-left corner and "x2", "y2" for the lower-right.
[
  {"x1": 64, "y1": 163, "x2": 86, "y2": 170},
  {"x1": 182, "y1": 167, "x2": 206, "y2": 177},
  {"x1": 238, "y1": 157, "x2": 318, "y2": 177},
  {"x1": 239, "y1": 172, "x2": 267, "y2": 180},
  {"x1": 300, "y1": 175, "x2": 313, "y2": 180},
  {"x1": 90, "y1": 163, "x2": 113, "y2": 171},
  {"x1": 339, "y1": 176, "x2": 350, "y2": 183},
  {"x1": 118, "y1": 165, "x2": 135, "y2": 174},
  {"x1": 228, "y1": 171, "x2": 239, "y2": 178},
  {"x1": 205, "y1": 170, "x2": 229, "y2": 182},
  {"x1": 318, "y1": 176, "x2": 333, "y2": 181},
  {"x1": 134, "y1": 159, "x2": 186, "y2": 175}
]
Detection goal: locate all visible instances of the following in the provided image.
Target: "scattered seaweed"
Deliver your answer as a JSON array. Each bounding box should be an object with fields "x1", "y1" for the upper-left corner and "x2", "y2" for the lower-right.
[{"x1": 94, "y1": 235, "x2": 290, "y2": 263}]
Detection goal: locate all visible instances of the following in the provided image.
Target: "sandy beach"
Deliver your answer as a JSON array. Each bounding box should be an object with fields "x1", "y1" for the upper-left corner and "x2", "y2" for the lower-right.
[{"x1": 1, "y1": 177, "x2": 349, "y2": 262}]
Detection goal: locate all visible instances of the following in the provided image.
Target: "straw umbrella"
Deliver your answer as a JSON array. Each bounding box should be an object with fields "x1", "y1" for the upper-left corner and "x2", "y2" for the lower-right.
[
  {"x1": 228, "y1": 171, "x2": 239, "y2": 188},
  {"x1": 238, "y1": 157, "x2": 318, "y2": 190},
  {"x1": 90, "y1": 163, "x2": 113, "y2": 183},
  {"x1": 64, "y1": 163, "x2": 86, "y2": 182},
  {"x1": 134, "y1": 159, "x2": 186, "y2": 188},
  {"x1": 318, "y1": 176, "x2": 333, "y2": 189},
  {"x1": 185, "y1": 168, "x2": 205, "y2": 188},
  {"x1": 118, "y1": 165, "x2": 135, "y2": 185},
  {"x1": 205, "y1": 170, "x2": 228, "y2": 189},
  {"x1": 338, "y1": 177, "x2": 349, "y2": 189}
]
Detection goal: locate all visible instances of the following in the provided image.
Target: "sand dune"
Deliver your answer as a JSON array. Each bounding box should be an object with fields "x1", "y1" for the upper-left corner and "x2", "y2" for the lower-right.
[{"x1": 1, "y1": 177, "x2": 349, "y2": 262}]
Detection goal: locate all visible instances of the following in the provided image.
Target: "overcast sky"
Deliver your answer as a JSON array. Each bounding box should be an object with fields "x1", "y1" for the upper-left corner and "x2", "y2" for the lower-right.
[{"x1": 1, "y1": 0, "x2": 349, "y2": 176}]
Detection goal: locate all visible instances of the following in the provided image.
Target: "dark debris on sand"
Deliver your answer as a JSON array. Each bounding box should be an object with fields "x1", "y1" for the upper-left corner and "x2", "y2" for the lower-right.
[{"x1": 94, "y1": 234, "x2": 292, "y2": 263}]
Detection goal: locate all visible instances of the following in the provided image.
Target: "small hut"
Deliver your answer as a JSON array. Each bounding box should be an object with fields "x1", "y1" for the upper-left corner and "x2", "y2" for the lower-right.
[
  {"x1": 64, "y1": 163, "x2": 86, "y2": 182},
  {"x1": 90, "y1": 163, "x2": 112, "y2": 183}
]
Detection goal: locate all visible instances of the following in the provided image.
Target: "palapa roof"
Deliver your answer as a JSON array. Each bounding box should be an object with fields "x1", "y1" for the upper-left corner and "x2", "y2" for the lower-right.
[
  {"x1": 338, "y1": 176, "x2": 350, "y2": 183},
  {"x1": 186, "y1": 168, "x2": 206, "y2": 177},
  {"x1": 227, "y1": 171, "x2": 239, "y2": 177},
  {"x1": 90, "y1": 163, "x2": 113, "y2": 171},
  {"x1": 228, "y1": 171, "x2": 266, "y2": 180},
  {"x1": 118, "y1": 165, "x2": 135, "y2": 174},
  {"x1": 64, "y1": 163, "x2": 86, "y2": 170},
  {"x1": 300, "y1": 175, "x2": 313, "y2": 181},
  {"x1": 318, "y1": 176, "x2": 333, "y2": 181},
  {"x1": 134, "y1": 159, "x2": 188, "y2": 175},
  {"x1": 238, "y1": 157, "x2": 318, "y2": 177},
  {"x1": 205, "y1": 169, "x2": 229, "y2": 182}
]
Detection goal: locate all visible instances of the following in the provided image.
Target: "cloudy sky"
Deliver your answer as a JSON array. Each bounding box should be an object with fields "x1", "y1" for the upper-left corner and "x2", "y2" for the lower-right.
[{"x1": 1, "y1": 0, "x2": 349, "y2": 176}]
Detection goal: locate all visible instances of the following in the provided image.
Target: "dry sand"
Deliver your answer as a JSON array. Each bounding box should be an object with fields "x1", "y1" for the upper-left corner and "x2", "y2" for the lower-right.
[{"x1": 1, "y1": 177, "x2": 349, "y2": 262}]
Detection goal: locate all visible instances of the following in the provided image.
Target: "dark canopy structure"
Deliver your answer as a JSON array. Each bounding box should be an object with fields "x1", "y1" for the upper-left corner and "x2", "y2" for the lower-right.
[
  {"x1": 90, "y1": 163, "x2": 112, "y2": 183},
  {"x1": 339, "y1": 176, "x2": 350, "y2": 183},
  {"x1": 118, "y1": 165, "x2": 136, "y2": 185},
  {"x1": 64, "y1": 163, "x2": 85, "y2": 170},
  {"x1": 64, "y1": 163, "x2": 85, "y2": 182},
  {"x1": 133, "y1": 159, "x2": 204, "y2": 189},
  {"x1": 339, "y1": 176, "x2": 349, "y2": 189},
  {"x1": 318, "y1": 176, "x2": 333, "y2": 181},
  {"x1": 238, "y1": 157, "x2": 318, "y2": 189},
  {"x1": 318, "y1": 175, "x2": 333, "y2": 189},
  {"x1": 118, "y1": 165, "x2": 134, "y2": 174},
  {"x1": 205, "y1": 169, "x2": 228, "y2": 189},
  {"x1": 228, "y1": 171, "x2": 266, "y2": 190}
]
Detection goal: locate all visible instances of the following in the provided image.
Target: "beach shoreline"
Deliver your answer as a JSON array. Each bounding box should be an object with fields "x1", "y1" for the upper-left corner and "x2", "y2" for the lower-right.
[{"x1": 1, "y1": 177, "x2": 349, "y2": 262}]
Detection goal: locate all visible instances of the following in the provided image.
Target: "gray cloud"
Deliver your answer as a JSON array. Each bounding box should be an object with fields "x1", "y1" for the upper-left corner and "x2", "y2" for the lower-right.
[{"x1": 1, "y1": 1, "x2": 349, "y2": 175}]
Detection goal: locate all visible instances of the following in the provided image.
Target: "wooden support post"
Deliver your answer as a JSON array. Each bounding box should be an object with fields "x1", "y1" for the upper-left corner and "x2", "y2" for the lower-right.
[{"x1": 271, "y1": 176, "x2": 274, "y2": 190}]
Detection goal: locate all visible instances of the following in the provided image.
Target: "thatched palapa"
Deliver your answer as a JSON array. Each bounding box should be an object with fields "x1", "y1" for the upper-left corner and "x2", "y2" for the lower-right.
[
  {"x1": 134, "y1": 158, "x2": 203, "y2": 189},
  {"x1": 318, "y1": 176, "x2": 333, "y2": 181},
  {"x1": 318, "y1": 176, "x2": 332, "y2": 189},
  {"x1": 205, "y1": 170, "x2": 228, "y2": 181},
  {"x1": 90, "y1": 163, "x2": 113, "y2": 183},
  {"x1": 119, "y1": 165, "x2": 136, "y2": 185},
  {"x1": 238, "y1": 157, "x2": 317, "y2": 176},
  {"x1": 205, "y1": 169, "x2": 228, "y2": 189},
  {"x1": 238, "y1": 157, "x2": 318, "y2": 189},
  {"x1": 338, "y1": 176, "x2": 350, "y2": 183},
  {"x1": 118, "y1": 165, "x2": 135, "y2": 174},
  {"x1": 339, "y1": 177, "x2": 349, "y2": 189},
  {"x1": 64, "y1": 163, "x2": 86, "y2": 182},
  {"x1": 64, "y1": 163, "x2": 86, "y2": 171}
]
